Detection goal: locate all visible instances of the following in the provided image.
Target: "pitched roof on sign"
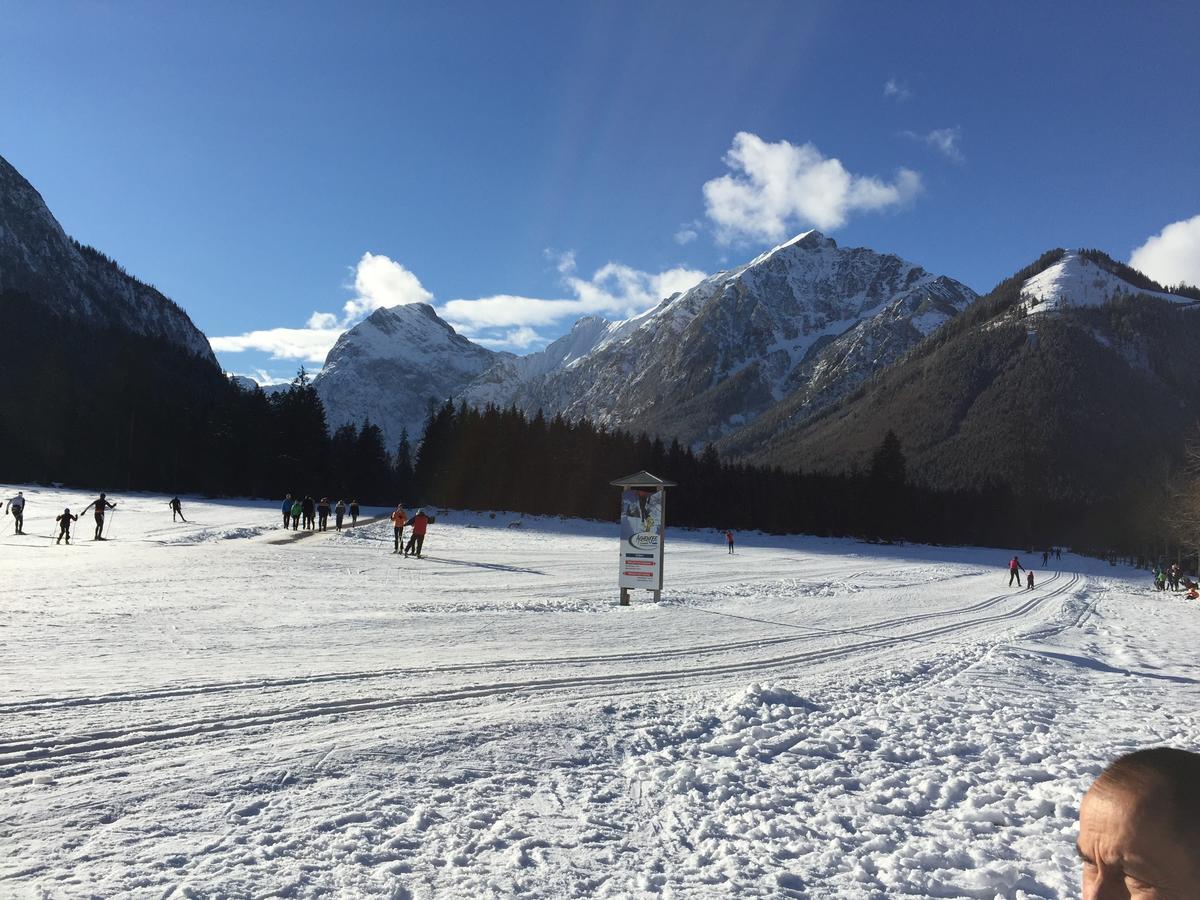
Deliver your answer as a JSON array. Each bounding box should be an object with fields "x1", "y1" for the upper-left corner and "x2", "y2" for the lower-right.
[{"x1": 609, "y1": 471, "x2": 678, "y2": 488}]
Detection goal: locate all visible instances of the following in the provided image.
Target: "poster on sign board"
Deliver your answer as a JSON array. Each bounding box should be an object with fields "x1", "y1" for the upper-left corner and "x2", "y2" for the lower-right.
[{"x1": 618, "y1": 487, "x2": 663, "y2": 590}]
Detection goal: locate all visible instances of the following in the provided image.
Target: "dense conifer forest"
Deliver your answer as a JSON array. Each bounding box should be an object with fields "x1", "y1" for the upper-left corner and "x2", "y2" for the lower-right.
[{"x1": 0, "y1": 286, "x2": 1192, "y2": 557}]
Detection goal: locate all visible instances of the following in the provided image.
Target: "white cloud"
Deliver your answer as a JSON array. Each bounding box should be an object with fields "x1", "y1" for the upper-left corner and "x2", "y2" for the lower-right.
[
  {"x1": 1130, "y1": 215, "x2": 1200, "y2": 289},
  {"x1": 903, "y1": 127, "x2": 964, "y2": 163},
  {"x1": 674, "y1": 221, "x2": 700, "y2": 245},
  {"x1": 213, "y1": 249, "x2": 707, "y2": 360},
  {"x1": 544, "y1": 248, "x2": 577, "y2": 275},
  {"x1": 212, "y1": 252, "x2": 433, "y2": 363},
  {"x1": 210, "y1": 326, "x2": 344, "y2": 363},
  {"x1": 441, "y1": 262, "x2": 707, "y2": 336},
  {"x1": 701, "y1": 131, "x2": 922, "y2": 242},
  {"x1": 343, "y1": 251, "x2": 433, "y2": 320},
  {"x1": 883, "y1": 78, "x2": 911, "y2": 101},
  {"x1": 474, "y1": 327, "x2": 545, "y2": 349}
]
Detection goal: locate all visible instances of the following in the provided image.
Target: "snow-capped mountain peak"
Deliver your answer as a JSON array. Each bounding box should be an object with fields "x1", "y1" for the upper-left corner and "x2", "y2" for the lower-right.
[{"x1": 314, "y1": 303, "x2": 501, "y2": 447}]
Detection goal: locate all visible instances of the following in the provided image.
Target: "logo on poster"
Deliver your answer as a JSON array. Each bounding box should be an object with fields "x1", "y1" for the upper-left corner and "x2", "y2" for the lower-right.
[{"x1": 628, "y1": 532, "x2": 659, "y2": 551}]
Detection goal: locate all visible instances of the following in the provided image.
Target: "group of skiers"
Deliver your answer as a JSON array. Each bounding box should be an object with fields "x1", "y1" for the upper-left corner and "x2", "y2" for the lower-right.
[
  {"x1": 390, "y1": 504, "x2": 430, "y2": 557},
  {"x1": 281, "y1": 494, "x2": 360, "y2": 532},
  {"x1": 9, "y1": 491, "x2": 120, "y2": 544},
  {"x1": 1152, "y1": 562, "x2": 1198, "y2": 597},
  {"x1": 1007, "y1": 548, "x2": 1066, "y2": 590},
  {"x1": 3, "y1": 491, "x2": 190, "y2": 544}
]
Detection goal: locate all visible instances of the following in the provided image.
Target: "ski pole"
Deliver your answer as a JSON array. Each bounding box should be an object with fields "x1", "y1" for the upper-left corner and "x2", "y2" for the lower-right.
[{"x1": 105, "y1": 508, "x2": 117, "y2": 540}]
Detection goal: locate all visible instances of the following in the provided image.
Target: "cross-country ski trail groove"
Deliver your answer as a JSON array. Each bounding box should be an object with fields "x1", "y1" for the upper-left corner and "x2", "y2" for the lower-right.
[
  {"x1": 0, "y1": 573, "x2": 1085, "y2": 775},
  {"x1": 0, "y1": 571, "x2": 1066, "y2": 716}
]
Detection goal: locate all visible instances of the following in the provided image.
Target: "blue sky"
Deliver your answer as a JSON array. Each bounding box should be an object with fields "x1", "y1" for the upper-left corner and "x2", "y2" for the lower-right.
[{"x1": 3, "y1": 1, "x2": 1199, "y2": 381}]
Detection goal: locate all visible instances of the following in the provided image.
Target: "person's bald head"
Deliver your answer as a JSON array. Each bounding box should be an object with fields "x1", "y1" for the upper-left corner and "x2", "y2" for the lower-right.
[{"x1": 1078, "y1": 748, "x2": 1200, "y2": 899}]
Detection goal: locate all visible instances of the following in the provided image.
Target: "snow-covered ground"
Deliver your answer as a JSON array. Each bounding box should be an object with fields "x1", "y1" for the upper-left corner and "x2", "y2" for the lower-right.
[{"x1": 2, "y1": 486, "x2": 1198, "y2": 898}]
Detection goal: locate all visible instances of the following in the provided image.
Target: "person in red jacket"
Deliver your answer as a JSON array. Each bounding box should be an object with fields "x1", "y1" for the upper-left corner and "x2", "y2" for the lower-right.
[
  {"x1": 725, "y1": 530, "x2": 735, "y2": 554},
  {"x1": 404, "y1": 508, "x2": 429, "y2": 558},
  {"x1": 390, "y1": 504, "x2": 408, "y2": 553},
  {"x1": 1008, "y1": 555, "x2": 1024, "y2": 587}
]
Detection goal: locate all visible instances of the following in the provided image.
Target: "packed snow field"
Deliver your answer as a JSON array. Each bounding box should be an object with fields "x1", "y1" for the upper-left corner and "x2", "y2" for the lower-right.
[{"x1": 2, "y1": 488, "x2": 1198, "y2": 898}]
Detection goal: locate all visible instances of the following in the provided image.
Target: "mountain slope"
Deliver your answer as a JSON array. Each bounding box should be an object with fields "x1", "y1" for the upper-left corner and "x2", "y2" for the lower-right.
[
  {"x1": 0, "y1": 154, "x2": 215, "y2": 361},
  {"x1": 744, "y1": 250, "x2": 1200, "y2": 503},
  {"x1": 313, "y1": 303, "x2": 501, "y2": 449},
  {"x1": 489, "y1": 232, "x2": 977, "y2": 446}
]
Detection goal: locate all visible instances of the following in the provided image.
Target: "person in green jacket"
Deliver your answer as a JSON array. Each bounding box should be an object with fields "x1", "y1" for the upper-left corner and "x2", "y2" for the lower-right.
[{"x1": 290, "y1": 499, "x2": 302, "y2": 529}]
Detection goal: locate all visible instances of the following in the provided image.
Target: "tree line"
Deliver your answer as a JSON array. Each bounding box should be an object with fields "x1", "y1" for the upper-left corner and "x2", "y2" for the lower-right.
[{"x1": 0, "y1": 289, "x2": 1193, "y2": 553}]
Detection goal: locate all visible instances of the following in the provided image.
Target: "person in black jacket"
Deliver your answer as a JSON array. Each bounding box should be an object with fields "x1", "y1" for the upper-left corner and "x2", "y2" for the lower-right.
[{"x1": 56, "y1": 508, "x2": 78, "y2": 544}]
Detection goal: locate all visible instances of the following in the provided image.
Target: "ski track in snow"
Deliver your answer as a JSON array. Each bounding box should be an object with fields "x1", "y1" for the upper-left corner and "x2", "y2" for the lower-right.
[{"x1": 1, "y1": 487, "x2": 1198, "y2": 898}]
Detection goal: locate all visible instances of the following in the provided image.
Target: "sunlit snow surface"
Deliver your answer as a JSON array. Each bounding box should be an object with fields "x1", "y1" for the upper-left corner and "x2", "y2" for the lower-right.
[{"x1": 2, "y1": 487, "x2": 1198, "y2": 898}]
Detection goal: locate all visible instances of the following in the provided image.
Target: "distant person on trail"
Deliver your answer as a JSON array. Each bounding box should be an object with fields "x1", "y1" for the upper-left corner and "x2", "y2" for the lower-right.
[
  {"x1": 404, "y1": 509, "x2": 429, "y2": 558},
  {"x1": 350, "y1": 500, "x2": 360, "y2": 525},
  {"x1": 302, "y1": 495, "x2": 315, "y2": 530},
  {"x1": 55, "y1": 508, "x2": 77, "y2": 544},
  {"x1": 335, "y1": 499, "x2": 346, "y2": 531},
  {"x1": 1008, "y1": 555, "x2": 1025, "y2": 587},
  {"x1": 1027, "y1": 570, "x2": 1035, "y2": 590},
  {"x1": 1056, "y1": 547, "x2": 1062, "y2": 561},
  {"x1": 318, "y1": 497, "x2": 331, "y2": 531},
  {"x1": 81, "y1": 493, "x2": 116, "y2": 540},
  {"x1": 390, "y1": 504, "x2": 408, "y2": 553},
  {"x1": 725, "y1": 530, "x2": 735, "y2": 554},
  {"x1": 1042, "y1": 549, "x2": 1049, "y2": 566},
  {"x1": 281, "y1": 494, "x2": 293, "y2": 528},
  {"x1": 290, "y1": 499, "x2": 302, "y2": 530},
  {"x1": 5, "y1": 491, "x2": 26, "y2": 534},
  {"x1": 168, "y1": 496, "x2": 187, "y2": 522},
  {"x1": 1077, "y1": 747, "x2": 1200, "y2": 896}
]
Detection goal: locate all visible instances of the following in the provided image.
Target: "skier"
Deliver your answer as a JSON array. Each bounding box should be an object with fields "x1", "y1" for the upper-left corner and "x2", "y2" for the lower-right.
[
  {"x1": 1027, "y1": 570, "x2": 1035, "y2": 590},
  {"x1": 281, "y1": 494, "x2": 293, "y2": 527},
  {"x1": 168, "y1": 496, "x2": 187, "y2": 522},
  {"x1": 334, "y1": 499, "x2": 346, "y2": 531},
  {"x1": 4, "y1": 491, "x2": 26, "y2": 534},
  {"x1": 350, "y1": 500, "x2": 360, "y2": 526},
  {"x1": 404, "y1": 508, "x2": 429, "y2": 558},
  {"x1": 1055, "y1": 547, "x2": 1062, "y2": 561},
  {"x1": 81, "y1": 493, "x2": 116, "y2": 540},
  {"x1": 1042, "y1": 549, "x2": 1049, "y2": 567},
  {"x1": 302, "y1": 495, "x2": 316, "y2": 530},
  {"x1": 390, "y1": 504, "x2": 408, "y2": 553},
  {"x1": 55, "y1": 508, "x2": 78, "y2": 544},
  {"x1": 290, "y1": 498, "x2": 302, "y2": 530},
  {"x1": 725, "y1": 529, "x2": 735, "y2": 554},
  {"x1": 317, "y1": 497, "x2": 331, "y2": 532},
  {"x1": 1008, "y1": 555, "x2": 1025, "y2": 587}
]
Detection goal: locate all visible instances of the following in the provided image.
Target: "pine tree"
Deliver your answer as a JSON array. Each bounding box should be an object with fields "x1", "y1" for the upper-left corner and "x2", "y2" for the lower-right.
[{"x1": 394, "y1": 427, "x2": 414, "y2": 500}]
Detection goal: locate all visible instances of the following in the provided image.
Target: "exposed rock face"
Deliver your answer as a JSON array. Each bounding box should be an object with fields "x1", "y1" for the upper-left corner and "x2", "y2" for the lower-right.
[
  {"x1": 316, "y1": 232, "x2": 978, "y2": 451},
  {"x1": 489, "y1": 231, "x2": 977, "y2": 447},
  {"x1": 0, "y1": 153, "x2": 215, "y2": 362},
  {"x1": 313, "y1": 303, "x2": 501, "y2": 448}
]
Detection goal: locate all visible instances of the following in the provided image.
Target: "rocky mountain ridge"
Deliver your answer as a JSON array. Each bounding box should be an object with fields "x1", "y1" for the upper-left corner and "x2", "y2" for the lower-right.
[
  {"x1": 317, "y1": 230, "x2": 979, "y2": 450},
  {"x1": 0, "y1": 154, "x2": 215, "y2": 362}
]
